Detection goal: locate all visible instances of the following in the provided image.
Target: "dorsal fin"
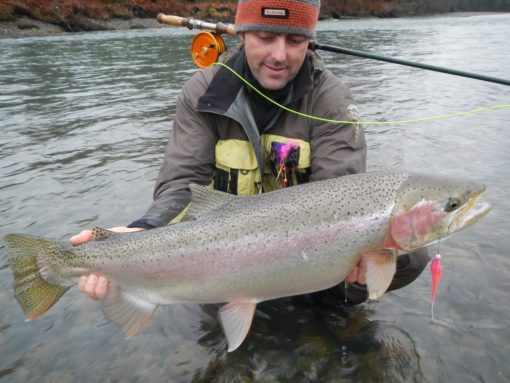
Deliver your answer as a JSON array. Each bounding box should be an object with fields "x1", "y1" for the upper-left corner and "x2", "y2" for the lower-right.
[
  {"x1": 184, "y1": 184, "x2": 237, "y2": 221},
  {"x1": 91, "y1": 227, "x2": 120, "y2": 241}
]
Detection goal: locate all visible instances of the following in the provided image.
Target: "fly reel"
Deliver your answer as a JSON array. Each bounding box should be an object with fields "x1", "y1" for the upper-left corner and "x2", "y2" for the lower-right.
[{"x1": 190, "y1": 31, "x2": 227, "y2": 69}]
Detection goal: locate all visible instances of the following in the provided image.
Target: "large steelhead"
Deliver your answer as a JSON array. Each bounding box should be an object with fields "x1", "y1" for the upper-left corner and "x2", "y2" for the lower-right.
[{"x1": 5, "y1": 172, "x2": 490, "y2": 351}]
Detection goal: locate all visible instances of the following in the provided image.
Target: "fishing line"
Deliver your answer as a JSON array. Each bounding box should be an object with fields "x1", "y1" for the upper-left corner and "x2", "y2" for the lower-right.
[{"x1": 213, "y1": 62, "x2": 510, "y2": 126}]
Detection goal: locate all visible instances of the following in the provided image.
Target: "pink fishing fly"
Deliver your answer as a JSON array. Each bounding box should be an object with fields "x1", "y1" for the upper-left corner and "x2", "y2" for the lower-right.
[
  {"x1": 430, "y1": 253, "x2": 443, "y2": 319},
  {"x1": 274, "y1": 141, "x2": 300, "y2": 186}
]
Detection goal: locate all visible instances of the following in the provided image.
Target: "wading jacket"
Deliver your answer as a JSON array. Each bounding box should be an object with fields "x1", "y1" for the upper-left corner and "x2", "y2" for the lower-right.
[{"x1": 129, "y1": 47, "x2": 367, "y2": 229}]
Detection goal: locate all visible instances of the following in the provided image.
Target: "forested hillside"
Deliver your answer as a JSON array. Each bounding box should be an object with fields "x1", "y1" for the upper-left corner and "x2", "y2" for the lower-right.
[{"x1": 1, "y1": 0, "x2": 508, "y2": 28}]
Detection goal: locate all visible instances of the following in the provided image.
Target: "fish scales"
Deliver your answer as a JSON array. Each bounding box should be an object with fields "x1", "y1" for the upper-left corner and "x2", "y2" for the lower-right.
[
  {"x1": 60, "y1": 173, "x2": 406, "y2": 302},
  {"x1": 4, "y1": 171, "x2": 490, "y2": 351}
]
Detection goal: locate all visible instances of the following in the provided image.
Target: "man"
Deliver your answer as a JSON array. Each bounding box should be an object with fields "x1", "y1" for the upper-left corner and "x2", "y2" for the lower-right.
[{"x1": 72, "y1": 0, "x2": 429, "y2": 304}]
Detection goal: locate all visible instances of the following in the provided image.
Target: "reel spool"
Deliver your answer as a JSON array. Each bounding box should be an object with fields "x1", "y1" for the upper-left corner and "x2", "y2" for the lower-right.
[{"x1": 190, "y1": 31, "x2": 227, "y2": 68}]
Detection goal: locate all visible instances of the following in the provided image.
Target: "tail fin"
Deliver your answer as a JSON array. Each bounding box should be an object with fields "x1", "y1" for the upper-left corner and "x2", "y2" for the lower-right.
[{"x1": 5, "y1": 234, "x2": 70, "y2": 320}]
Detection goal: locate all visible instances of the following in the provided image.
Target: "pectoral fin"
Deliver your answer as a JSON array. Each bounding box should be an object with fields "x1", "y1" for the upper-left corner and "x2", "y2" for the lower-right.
[
  {"x1": 218, "y1": 302, "x2": 257, "y2": 352},
  {"x1": 364, "y1": 251, "x2": 398, "y2": 300},
  {"x1": 101, "y1": 284, "x2": 158, "y2": 337}
]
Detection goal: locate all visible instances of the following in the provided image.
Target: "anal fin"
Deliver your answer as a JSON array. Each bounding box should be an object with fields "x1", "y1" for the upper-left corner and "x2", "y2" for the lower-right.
[
  {"x1": 365, "y1": 251, "x2": 397, "y2": 300},
  {"x1": 101, "y1": 284, "x2": 158, "y2": 337},
  {"x1": 218, "y1": 302, "x2": 257, "y2": 352}
]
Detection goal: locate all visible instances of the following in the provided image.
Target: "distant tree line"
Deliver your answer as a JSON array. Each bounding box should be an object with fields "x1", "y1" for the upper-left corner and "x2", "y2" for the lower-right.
[
  {"x1": 319, "y1": 0, "x2": 510, "y2": 17},
  {"x1": 455, "y1": 0, "x2": 510, "y2": 11},
  {"x1": 1, "y1": 0, "x2": 508, "y2": 27},
  {"x1": 181, "y1": 0, "x2": 510, "y2": 14},
  {"x1": 412, "y1": 0, "x2": 510, "y2": 12}
]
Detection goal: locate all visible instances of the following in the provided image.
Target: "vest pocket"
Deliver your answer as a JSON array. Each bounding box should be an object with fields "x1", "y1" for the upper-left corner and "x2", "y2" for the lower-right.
[
  {"x1": 213, "y1": 167, "x2": 240, "y2": 195},
  {"x1": 261, "y1": 135, "x2": 311, "y2": 191},
  {"x1": 213, "y1": 140, "x2": 260, "y2": 195}
]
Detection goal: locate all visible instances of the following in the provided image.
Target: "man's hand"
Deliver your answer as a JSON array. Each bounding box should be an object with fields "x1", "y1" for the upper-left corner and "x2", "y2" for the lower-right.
[
  {"x1": 78, "y1": 274, "x2": 109, "y2": 300},
  {"x1": 70, "y1": 226, "x2": 145, "y2": 300},
  {"x1": 344, "y1": 257, "x2": 367, "y2": 285}
]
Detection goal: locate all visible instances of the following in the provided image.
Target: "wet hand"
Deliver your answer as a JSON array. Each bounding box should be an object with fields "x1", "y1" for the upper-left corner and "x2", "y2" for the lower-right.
[
  {"x1": 70, "y1": 226, "x2": 145, "y2": 300},
  {"x1": 78, "y1": 274, "x2": 109, "y2": 300},
  {"x1": 344, "y1": 257, "x2": 367, "y2": 285},
  {"x1": 70, "y1": 226, "x2": 144, "y2": 246}
]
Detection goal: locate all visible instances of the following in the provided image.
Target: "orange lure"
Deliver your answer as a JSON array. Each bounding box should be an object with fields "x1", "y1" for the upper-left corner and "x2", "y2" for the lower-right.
[{"x1": 430, "y1": 253, "x2": 443, "y2": 319}]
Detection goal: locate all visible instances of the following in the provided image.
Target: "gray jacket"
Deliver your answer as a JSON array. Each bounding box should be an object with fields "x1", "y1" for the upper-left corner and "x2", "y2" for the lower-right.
[{"x1": 129, "y1": 47, "x2": 367, "y2": 229}]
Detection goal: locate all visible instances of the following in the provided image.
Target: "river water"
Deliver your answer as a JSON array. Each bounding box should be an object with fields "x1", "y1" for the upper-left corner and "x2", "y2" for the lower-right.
[{"x1": 1, "y1": 14, "x2": 509, "y2": 383}]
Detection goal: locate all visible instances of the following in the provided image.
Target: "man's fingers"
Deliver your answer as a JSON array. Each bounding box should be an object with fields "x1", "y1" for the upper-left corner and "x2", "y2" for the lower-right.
[
  {"x1": 84, "y1": 274, "x2": 99, "y2": 300},
  {"x1": 78, "y1": 274, "x2": 109, "y2": 300},
  {"x1": 70, "y1": 230, "x2": 93, "y2": 246},
  {"x1": 78, "y1": 275, "x2": 88, "y2": 292},
  {"x1": 344, "y1": 258, "x2": 368, "y2": 285},
  {"x1": 109, "y1": 226, "x2": 144, "y2": 233},
  {"x1": 345, "y1": 265, "x2": 360, "y2": 284},
  {"x1": 358, "y1": 258, "x2": 367, "y2": 285},
  {"x1": 95, "y1": 276, "x2": 109, "y2": 300},
  {"x1": 70, "y1": 227, "x2": 144, "y2": 247}
]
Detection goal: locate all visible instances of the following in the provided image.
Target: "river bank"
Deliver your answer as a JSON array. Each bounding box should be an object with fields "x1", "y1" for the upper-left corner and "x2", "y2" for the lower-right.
[
  {"x1": 0, "y1": 12, "x2": 506, "y2": 39},
  {"x1": 0, "y1": 15, "x2": 165, "y2": 38}
]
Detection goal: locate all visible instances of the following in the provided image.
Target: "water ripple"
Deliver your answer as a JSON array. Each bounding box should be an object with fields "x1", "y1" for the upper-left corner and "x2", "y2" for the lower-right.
[{"x1": 0, "y1": 14, "x2": 509, "y2": 383}]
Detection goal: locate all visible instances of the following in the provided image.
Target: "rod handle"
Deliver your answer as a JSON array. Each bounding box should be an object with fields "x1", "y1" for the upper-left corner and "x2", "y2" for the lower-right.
[
  {"x1": 157, "y1": 13, "x2": 236, "y2": 36},
  {"x1": 157, "y1": 13, "x2": 187, "y2": 27}
]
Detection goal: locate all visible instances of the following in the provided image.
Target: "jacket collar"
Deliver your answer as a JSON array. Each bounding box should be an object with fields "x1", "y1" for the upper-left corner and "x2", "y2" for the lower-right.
[{"x1": 197, "y1": 47, "x2": 316, "y2": 113}]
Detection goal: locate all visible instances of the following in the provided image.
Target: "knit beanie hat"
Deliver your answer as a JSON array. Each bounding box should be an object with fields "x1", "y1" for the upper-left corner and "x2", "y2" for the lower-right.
[{"x1": 235, "y1": 0, "x2": 320, "y2": 38}]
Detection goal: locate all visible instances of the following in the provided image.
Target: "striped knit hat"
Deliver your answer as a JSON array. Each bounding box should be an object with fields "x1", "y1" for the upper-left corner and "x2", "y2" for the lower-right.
[{"x1": 235, "y1": 0, "x2": 320, "y2": 38}]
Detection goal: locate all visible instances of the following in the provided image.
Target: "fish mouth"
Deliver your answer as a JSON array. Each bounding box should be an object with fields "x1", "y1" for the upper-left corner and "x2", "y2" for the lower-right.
[{"x1": 449, "y1": 189, "x2": 491, "y2": 234}]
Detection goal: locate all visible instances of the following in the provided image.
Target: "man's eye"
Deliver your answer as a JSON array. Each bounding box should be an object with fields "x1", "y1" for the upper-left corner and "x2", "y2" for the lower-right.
[
  {"x1": 257, "y1": 33, "x2": 274, "y2": 40},
  {"x1": 288, "y1": 37, "x2": 308, "y2": 45}
]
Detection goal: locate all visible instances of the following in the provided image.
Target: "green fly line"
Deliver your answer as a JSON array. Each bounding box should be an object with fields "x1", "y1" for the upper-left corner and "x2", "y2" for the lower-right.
[{"x1": 213, "y1": 62, "x2": 510, "y2": 126}]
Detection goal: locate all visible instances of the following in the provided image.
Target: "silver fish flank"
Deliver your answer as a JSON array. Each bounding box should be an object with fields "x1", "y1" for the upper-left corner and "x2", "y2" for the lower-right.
[{"x1": 5, "y1": 171, "x2": 491, "y2": 351}]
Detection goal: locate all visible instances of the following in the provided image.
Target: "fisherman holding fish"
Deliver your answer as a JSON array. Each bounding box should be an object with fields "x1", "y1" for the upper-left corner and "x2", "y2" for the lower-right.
[{"x1": 72, "y1": 0, "x2": 430, "y2": 305}]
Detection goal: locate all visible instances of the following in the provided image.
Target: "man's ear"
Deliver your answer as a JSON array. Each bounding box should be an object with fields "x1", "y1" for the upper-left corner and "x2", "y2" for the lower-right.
[{"x1": 238, "y1": 32, "x2": 244, "y2": 42}]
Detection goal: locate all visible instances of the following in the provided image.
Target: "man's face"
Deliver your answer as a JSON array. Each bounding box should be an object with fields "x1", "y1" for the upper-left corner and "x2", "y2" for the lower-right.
[{"x1": 241, "y1": 32, "x2": 310, "y2": 90}]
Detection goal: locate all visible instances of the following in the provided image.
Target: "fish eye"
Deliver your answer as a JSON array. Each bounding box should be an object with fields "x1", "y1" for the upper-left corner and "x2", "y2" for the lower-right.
[{"x1": 445, "y1": 197, "x2": 462, "y2": 212}]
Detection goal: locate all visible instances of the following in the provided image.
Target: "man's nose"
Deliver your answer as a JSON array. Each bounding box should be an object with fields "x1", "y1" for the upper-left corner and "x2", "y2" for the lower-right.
[{"x1": 271, "y1": 36, "x2": 287, "y2": 62}]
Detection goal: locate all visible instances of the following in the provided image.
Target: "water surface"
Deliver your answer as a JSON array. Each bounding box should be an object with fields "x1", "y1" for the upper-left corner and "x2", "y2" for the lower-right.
[{"x1": 1, "y1": 14, "x2": 509, "y2": 382}]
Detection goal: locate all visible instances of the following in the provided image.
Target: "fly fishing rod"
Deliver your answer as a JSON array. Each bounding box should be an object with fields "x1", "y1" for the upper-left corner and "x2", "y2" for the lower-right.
[
  {"x1": 157, "y1": 13, "x2": 510, "y2": 86},
  {"x1": 309, "y1": 42, "x2": 510, "y2": 86}
]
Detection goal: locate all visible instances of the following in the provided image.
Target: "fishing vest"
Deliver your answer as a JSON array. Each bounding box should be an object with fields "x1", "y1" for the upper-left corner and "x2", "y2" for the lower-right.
[
  {"x1": 212, "y1": 135, "x2": 311, "y2": 195},
  {"x1": 196, "y1": 48, "x2": 321, "y2": 196}
]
